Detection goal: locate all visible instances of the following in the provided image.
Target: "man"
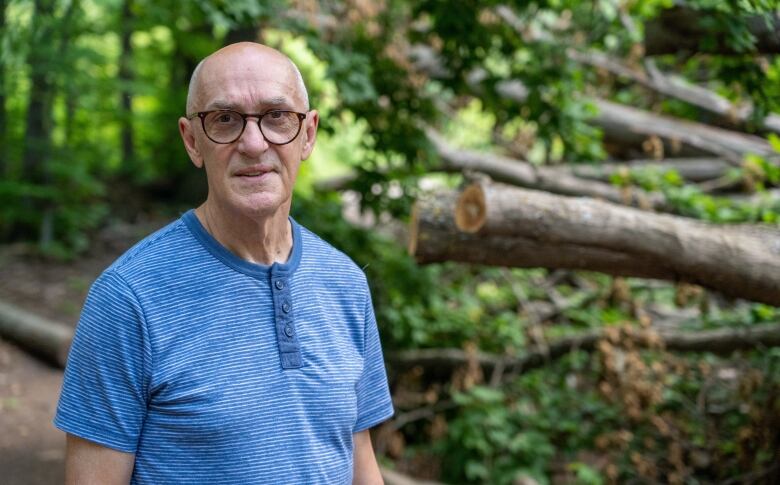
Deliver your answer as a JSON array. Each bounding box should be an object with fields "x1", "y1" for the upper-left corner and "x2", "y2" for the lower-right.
[{"x1": 55, "y1": 42, "x2": 393, "y2": 484}]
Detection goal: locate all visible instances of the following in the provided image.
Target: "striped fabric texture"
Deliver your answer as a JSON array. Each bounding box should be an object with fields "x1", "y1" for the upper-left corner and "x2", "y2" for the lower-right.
[{"x1": 55, "y1": 210, "x2": 394, "y2": 484}]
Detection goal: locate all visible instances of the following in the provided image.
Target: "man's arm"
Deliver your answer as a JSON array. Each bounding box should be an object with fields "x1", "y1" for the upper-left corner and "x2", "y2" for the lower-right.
[
  {"x1": 352, "y1": 430, "x2": 384, "y2": 485},
  {"x1": 65, "y1": 434, "x2": 135, "y2": 485}
]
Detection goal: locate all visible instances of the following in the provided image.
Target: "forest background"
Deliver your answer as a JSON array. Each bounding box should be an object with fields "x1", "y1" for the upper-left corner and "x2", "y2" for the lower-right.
[{"x1": 1, "y1": 0, "x2": 780, "y2": 483}]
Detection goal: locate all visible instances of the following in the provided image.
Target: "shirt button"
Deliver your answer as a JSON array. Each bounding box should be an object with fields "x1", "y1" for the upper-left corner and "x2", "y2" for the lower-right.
[
  {"x1": 282, "y1": 302, "x2": 291, "y2": 313},
  {"x1": 284, "y1": 325, "x2": 294, "y2": 337},
  {"x1": 275, "y1": 280, "x2": 285, "y2": 290}
]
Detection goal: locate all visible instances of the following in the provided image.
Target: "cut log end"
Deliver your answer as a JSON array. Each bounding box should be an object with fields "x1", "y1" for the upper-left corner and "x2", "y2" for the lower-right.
[{"x1": 455, "y1": 183, "x2": 487, "y2": 233}]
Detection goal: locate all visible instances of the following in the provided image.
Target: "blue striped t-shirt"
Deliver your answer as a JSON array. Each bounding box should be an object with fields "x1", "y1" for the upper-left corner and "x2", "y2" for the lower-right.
[{"x1": 54, "y1": 210, "x2": 394, "y2": 484}]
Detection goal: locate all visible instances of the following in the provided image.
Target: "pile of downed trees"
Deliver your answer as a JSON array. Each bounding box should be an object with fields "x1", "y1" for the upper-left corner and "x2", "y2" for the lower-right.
[
  {"x1": 309, "y1": 5, "x2": 780, "y2": 483},
  {"x1": 307, "y1": 4, "x2": 780, "y2": 361}
]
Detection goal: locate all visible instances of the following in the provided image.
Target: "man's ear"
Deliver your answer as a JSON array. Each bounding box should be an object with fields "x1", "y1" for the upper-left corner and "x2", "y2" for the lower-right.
[
  {"x1": 300, "y1": 110, "x2": 319, "y2": 161},
  {"x1": 179, "y1": 117, "x2": 204, "y2": 168}
]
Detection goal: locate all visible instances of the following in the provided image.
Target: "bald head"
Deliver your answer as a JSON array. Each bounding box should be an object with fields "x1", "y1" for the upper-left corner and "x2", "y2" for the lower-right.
[{"x1": 185, "y1": 42, "x2": 309, "y2": 115}]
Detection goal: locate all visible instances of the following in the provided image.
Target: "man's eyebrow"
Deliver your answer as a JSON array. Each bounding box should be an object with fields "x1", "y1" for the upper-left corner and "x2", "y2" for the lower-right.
[
  {"x1": 206, "y1": 100, "x2": 237, "y2": 110},
  {"x1": 205, "y1": 97, "x2": 294, "y2": 111}
]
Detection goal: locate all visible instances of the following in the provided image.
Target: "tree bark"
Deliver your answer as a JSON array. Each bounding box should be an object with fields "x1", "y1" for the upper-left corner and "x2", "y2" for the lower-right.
[
  {"x1": 315, "y1": 157, "x2": 733, "y2": 194},
  {"x1": 22, "y1": 0, "x2": 56, "y2": 186},
  {"x1": 568, "y1": 50, "x2": 780, "y2": 135},
  {"x1": 0, "y1": 301, "x2": 73, "y2": 368},
  {"x1": 410, "y1": 182, "x2": 780, "y2": 305},
  {"x1": 566, "y1": 158, "x2": 733, "y2": 184},
  {"x1": 387, "y1": 323, "x2": 780, "y2": 376},
  {"x1": 492, "y1": 77, "x2": 775, "y2": 164},
  {"x1": 592, "y1": 99, "x2": 776, "y2": 164},
  {"x1": 409, "y1": 188, "x2": 671, "y2": 280},
  {"x1": 644, "y1": 7, "x2": 780, "y2": 56}
]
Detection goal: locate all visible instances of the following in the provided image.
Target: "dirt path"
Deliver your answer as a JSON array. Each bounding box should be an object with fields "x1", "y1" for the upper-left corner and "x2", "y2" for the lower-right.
[
  {"x1": 0, "y1": 218, "x2": 170, "y2": 484},
  {"x1": 0, "y1": 338, "x2": 65, "y2": 485}
]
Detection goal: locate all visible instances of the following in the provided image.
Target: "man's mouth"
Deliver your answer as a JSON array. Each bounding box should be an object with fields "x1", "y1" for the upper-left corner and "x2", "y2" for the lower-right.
[{"x1": 234, "y1": 166, "x2": 275, "y2": 178}]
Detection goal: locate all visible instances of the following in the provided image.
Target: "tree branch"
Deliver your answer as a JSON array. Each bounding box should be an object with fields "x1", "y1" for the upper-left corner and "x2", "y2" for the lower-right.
[{"x1": 387, "y1": 323, "x2": 780, "y2": 376}]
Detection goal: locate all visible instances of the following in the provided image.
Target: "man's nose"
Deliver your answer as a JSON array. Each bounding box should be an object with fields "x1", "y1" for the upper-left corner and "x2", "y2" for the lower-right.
[{"x1": 237, "y1": 118, "x2": 270, "y2": 156}]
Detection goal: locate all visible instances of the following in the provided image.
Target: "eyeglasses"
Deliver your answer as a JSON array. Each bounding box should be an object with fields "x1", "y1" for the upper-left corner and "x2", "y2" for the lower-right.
[{"x1": 187, "y1": 109, "x2": 307, "y2": 145}]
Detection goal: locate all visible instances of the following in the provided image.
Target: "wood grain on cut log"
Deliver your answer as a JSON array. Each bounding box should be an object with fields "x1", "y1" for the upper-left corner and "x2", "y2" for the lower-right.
[
  {"x1": 450, "y1": 182, "x2": 780, "y2": 305},
  {"x1": 0, "y1": 301, "x2": 73, "y2": 368}
]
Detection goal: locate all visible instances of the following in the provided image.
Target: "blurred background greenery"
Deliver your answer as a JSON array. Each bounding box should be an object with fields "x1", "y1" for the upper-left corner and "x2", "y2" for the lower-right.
[{"x1": 2, "y1": 0, "x2": 780, "y2": 483}]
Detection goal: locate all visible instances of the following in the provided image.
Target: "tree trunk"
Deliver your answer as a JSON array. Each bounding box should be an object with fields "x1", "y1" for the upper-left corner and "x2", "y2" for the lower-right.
[
  {"x1": 0, "y1": 301, "x2": 73, "y2": 368},
  {"x1": 426, "y1": 128, "x2": 668, "y2": 210},
  {"x1": 492, "y1": 78, "x2": 775, "y2": 164},
  {"x1": 20, "y1": 0, "x2": 57, "y2": 243},
  {"x1": 118, "y1": 0, "x2": 135, "y2": 173},
  {"x1": 410, "y1": 182, "x2": 780, "y2": 305},
  {"x1": 414, "y1": 44, "x2": 775, "y2": 163},
  {"x1": 22, "y1": 1, "x2": 55, "y2": 186},
  {"x1": 410, "y1": 189, "x2": 675, "y2": 280},
  {"x1": 387, "y1": 323, "x2": 780, "y2": 377},
  {"x1": 566, "y1": 158, "x2": 733, "y2": 184},
  {"x1": 568, "y1": 50, "x2": 780, "y2": 135},
  {"x1": 644, "y1": 7, "x2": 780, "y2": 56},
  {"x1": 592, "y1": 99, "x2": 776, "y2": 164},
  {"x1": 0, "y1": 0, "x2": 6, "y2": 176}
]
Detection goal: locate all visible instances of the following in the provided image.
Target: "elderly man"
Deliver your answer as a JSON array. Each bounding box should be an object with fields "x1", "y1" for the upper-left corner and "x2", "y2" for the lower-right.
[{"x1": 54, "y1": 42, "x2": 393, "y2": 484}]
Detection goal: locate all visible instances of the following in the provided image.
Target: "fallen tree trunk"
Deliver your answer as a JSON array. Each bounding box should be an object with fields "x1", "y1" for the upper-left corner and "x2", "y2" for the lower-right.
[
  {"x1": 566, "y1": 158, "x2": 733, "y2": 184},
  {"x1": 0, "y1": 300, "x2": 73, "y2": 368},
  {"x1": 410, "y1": 182, "x2": 780, "y2": 305},
  {"x1": 492, "y1": 79, "x2": 775, "y2": 164},
  {"x1": 426, "y1": 129, "x2": 668, "y2": 210},
  {"x1": 410, "y1": 190, "x2": 676, "y2": 280},
  {"x1": 387, "y1": 323, "x2": 780, "y2": 376},
  {"x1": 410, "y1": 44, "x2": 775, "y2": 164},
  {"x1": 456, "y1": 181, "x2": 780, "y2": 305},
  {"x1": 644, "y1": 6, "x2": 780, "y2": 56},
  {"x1": 567, "y1": 50, "x2": 780, "y2": 134},
  {"x1": 593, "y1": 99, "x2": 775, "y2": 163},
  {"x1": 315, "y1": 131, "x2": 670, "y2": 210},
  {"x1": 493, "y1": 7, "x2": 780, "y2": 135},
  {"x1": 315, "y1": 157, "x2": 734, "y2": 195}
]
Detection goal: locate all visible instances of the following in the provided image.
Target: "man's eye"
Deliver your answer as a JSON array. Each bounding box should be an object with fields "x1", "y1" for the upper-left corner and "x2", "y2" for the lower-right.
[
  {"x1": 268, "y1": 111, "x2": 283, "y2": 119},
  {"x1": 217, "y1": 113, "x2": 236, "y2": 123}
]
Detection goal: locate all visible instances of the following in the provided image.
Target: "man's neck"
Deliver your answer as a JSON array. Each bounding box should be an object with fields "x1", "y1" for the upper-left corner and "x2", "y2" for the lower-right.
[{"x1": 195, "y1": 201, "x2": 293, "y2": 266}]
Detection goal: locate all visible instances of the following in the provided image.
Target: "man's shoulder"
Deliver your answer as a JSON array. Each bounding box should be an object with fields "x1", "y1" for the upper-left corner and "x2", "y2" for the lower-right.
[
  {"x1": 105, "y1": 215, "x2": 195, "y2": 279},
  {"x1": 296, "y1": 223, "x2": 367, "y2": 282}
]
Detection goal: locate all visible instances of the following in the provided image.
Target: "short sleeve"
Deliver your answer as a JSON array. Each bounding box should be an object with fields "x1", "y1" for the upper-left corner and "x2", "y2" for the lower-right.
[
  {"x1": 353, "y1": 287, "x2": 394, "y2": 432},
  {"x1": 54, "y1": 270, "x2": 151, "y2": 453}
]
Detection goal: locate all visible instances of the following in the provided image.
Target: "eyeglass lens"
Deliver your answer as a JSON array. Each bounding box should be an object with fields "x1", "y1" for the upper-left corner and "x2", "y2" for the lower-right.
[{"x1": 203, "y1": 110, "x2": 301, "y2": 144}]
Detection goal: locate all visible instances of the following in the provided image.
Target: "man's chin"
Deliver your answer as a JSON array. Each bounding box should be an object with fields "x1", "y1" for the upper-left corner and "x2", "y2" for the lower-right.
[{"x1": 233, "y1": 193, "x2": 290, "y2": 218}]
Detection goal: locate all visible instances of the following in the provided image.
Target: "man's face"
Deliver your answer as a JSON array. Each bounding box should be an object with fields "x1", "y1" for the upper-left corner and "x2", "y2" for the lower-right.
[{"x1": 179, "y1": 45, "x2": 318, "y2": 219}]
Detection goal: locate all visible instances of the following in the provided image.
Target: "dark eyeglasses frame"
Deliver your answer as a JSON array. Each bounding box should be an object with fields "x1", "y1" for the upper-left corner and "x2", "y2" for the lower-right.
[{"x1": 187, "y1": 109, "x2": 307, "y2": 145}]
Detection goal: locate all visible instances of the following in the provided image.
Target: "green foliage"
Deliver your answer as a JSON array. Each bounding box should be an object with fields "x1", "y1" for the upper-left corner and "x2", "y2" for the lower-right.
[
  {"x1": 3, "y1": 1, "x2": 780, "y2": 482},
  {"x1": 608, "y1": 162, "x2": 780, "y2": 224}
]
